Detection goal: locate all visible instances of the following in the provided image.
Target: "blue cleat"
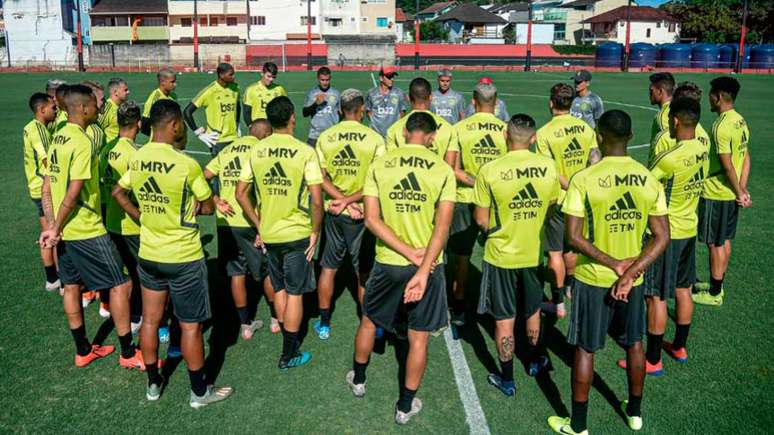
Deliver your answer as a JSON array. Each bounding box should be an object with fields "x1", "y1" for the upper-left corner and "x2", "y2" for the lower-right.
[
  {"x1": 375, "y1": 327, "x2": 384, "y2": 339},
  {"x1": 158, "y1": 326, "x2": 170, "y2": 344},
  {"x1": 279, "y1": 351, "x2": 312, "y2": 371},
  {"x1": 528, "y1": 355, "x2": 550, "y2": 377},
  {"x1": 487, "y1": 373, "x2": 515, "y2": 396},
  {"x1": 167, "y1": 345, "x2": 182, "y2": 359},
  {"x1": 314, "y1": 320, "x2": 331, "y2": 340}
]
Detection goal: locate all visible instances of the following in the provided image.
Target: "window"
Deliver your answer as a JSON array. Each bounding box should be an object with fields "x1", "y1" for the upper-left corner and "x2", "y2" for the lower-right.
[
  {"x1": 301, "y1": 16, "x2": 316, "y2": 25},
  {"x1": 143, "y1": 17, "x2": 165, "y2": 26},
  {"x1": 181, "y1": 17, "x2": 192, "y2": 27},
  {"x1": 210, "y1": 17, "x2": 219, "y2": 26},
  {"x1": 329, "y1": 18, "x2": 342, "y2": 27},
  {"x1": 226, "y1": 17, "x2": 237, "y2": 26},
  {"x1": 251, "y1": 16, "x2": 266, "y2": 25},
  {"x1": 554, "y1": 23, "x2": 566, "y2": 41},
  {"x1": 376, "y1": 17, "x2": 388, "y2": 27},
  {"x1": 199, "y1": 17, "x2": 207, "y2": 26},
  {"x1": 668, "y1": 22, "x2": 676, "y2": 32},
  {"x1": 646, "y1": 28, "x2": 651, "y2": 38},
  {"x1": 656, "y1": 21, "x2": 661, "y2": 28}
]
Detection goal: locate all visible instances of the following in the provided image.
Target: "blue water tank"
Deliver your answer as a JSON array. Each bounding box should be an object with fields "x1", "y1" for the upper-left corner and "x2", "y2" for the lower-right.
[
  {"x1": 630, "y1": 43, "x2": 658, "y2": 67},
  {"x1": 595, "y1": 42, "x2": 622, "y2": 67},
  {"x1": 750, "y1": 44, "x2": 774, "y2": 69},
  {"x1": 691, "y1": 43, "x2": 720, "y2": 68},
  {"x1": 718, "y1": 44, "x2": 737, "y2": 68},
  {"x1": 658, "y1": 43, "x2": 691, "y2": 68}
]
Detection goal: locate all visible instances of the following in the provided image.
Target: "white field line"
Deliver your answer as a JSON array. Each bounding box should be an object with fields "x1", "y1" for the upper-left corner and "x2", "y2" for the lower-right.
[
  {"x1": 370, "y1": 72, "x2": 378, "y2": 88},
  {"x1": 443, "y1": 328, "x2": 491, "y2": 435}
]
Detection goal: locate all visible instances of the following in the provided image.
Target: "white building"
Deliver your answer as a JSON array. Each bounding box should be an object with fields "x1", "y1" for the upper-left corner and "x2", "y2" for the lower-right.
[
  {"x1": 583, "y1": 5, "x2": 679, "y2": 45},
  {"x1": 4, "y1": 0, "x2": 76, "y2": 65},
  {"x1": 168, "y1": 0, "x2": 249, "y2": 43},
  {"x1": 247, "y1": 0, "x2": 320, "y2": 41}
]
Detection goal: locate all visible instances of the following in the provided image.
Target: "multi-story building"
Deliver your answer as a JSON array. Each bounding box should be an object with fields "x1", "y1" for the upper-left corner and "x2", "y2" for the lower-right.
[
  {"x1": 360, "y1": 0, "x2": 394, "y2": 35},
  {"x1": 583, "y1": 5, "x2": 679, "y2": 44},
  {"x1": 168, "y1": 0, "x2": 248, "y2": 44},
  {"x1": 89, "y1": 0, "x2": 168, "y2": 44}
]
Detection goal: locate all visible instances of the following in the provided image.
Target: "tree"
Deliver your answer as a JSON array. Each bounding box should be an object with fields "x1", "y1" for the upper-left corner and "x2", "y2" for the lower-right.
[
  {"x1": 502, "y1": 24, "x2": 516, "y2": 44},
  {"x1": 409, "y1": 21, "x2": 450, "y2": 42},
  {"x1": 662, "y1": 0, "x2": 773, "y2": 43}
]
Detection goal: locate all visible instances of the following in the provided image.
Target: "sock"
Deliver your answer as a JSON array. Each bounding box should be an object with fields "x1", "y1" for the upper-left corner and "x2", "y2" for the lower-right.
[
  {"x1": 709, "y1": 276, "x2": 724, "y2": 296},
  {"x1": 236, "y1": 306, "x2": 250, "y2": 325},
  {"x1": 188, "y1": 368, "x2": 207, "y2": 396},
  {"x1": 570, "y1": 400, "x2": 589, "y2": 433},
  {"x1": 169, "y1": 319, "x2": 181, "y2": 348},
  {"x1": 71, "y1": 325, "x2": 91, "y2": 356},
  {"x1": 551, "y1": 286, "x2": 564, "y2": 304},
  {"x1": 281, "y1": 329, "x2": 298, "y2": 360},
  {"x1": 526, "y1": 342, "x2": 538, "y2": 364},
  {"x1": 500, "y1": 358, "x2": 514, "y2": 382},
  {"x1": 147, "y1": 365, "x2": 162, "y2": 386},
  {"x1": 320, "y1": 309, "x2": 332, "y2": 327},
  {"x1": 453, "y1": 298, "x2": 465, "y2": 315},
  {"x1": 92, "y1": 317, "x2": 115, "y2": 346},
  {"x1": 268, "y1": 303, "x2": 277, "y2": 320},
  {"x1": 353, "y1": 358, "x2": 369, "y2": 384},
  {"x1": 565, "y1": 274, "x2": 575, "y2": 291},
  {"x1": 646, "y1": 333, "x2": 663, "y2": 365},
  {"x1": 626, "y1": 394, "x2": 642, "y2": 417},
  {"x1": 673, "y1": 323, "x2": 691, "y2": 349},
  {"x1": 118, "y1": 332, "x2": 135, "y2": 359},
  {"x1": 397, "y1": 386, "x2": 417, "y2": 413},
  {"x1": 44, "y1": 265, "x2": 58, "y2": 283}
]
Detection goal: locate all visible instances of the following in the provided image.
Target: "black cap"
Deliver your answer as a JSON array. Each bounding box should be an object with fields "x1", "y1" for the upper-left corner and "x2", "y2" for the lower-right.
[{"x1": 572, "y1": 70, "x2": 592, "y2": 83}]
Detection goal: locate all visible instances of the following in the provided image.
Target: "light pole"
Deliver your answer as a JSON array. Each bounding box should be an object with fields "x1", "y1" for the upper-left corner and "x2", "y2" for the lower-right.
[
  {"x1": 75, "y1": 0, "x2": 84, "y2": 71},
  {"x1": 736, "y1": 0, "x2": 748, "y2": 73},
  {"x1": 622, "y1": 0, "x2": 632, "y2": 71},
  {"x1": 307, "y1": 0, "x2": 312, "y2": 70},
  {"x1": 525, "y1": 0, "x2": 533, "y2": 71},
  {"x1": 193, "y1": 0, "x2": 200, "y2": 70},
  {"x1": 414, "y1": 0, "x2": 420, "y2": 70}
]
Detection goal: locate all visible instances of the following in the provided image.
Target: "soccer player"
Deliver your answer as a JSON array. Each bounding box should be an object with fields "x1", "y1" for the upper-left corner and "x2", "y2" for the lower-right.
[
  {"x1": 547, "y1": 110, "x2": 670, "y2": 435},
  {"x1": 204, "y1": 119, "x2": 274, "y2": 341},
  {"x1": 314, "y1": 89, "x2": 385, "y2": 340},
  {"x1": 243, "y1": 61, "x2": 287, "y2": 124},
  {"x1": 430, "y1": 69, "x2": 466, "y2": 124},
  {"x1": 536, "y1": 83, "x2": 599, "y2": 318},
  {"x1": 184, "y1": 62, "x2": 240, "y2": 156},
  {"x1": 464, "y1": 77, "x2": 509, "y2": 122},
  {"x1": 648, "y1": 72, "x2": 675, "y2": 144},
  {"x1": 141, "y1": 68, "x2": 178, "y2": 136},
  {"x1": 570, "y1": 70, "x2": 604, "y2": 129},
  {"x1": 365, "y1": 67, "x2": 408, "y2": 137},
  {"x1": 236, "y1": 96, "x2": 323, "y2": 370},
  {"x1": 693, "y1": 76, "x2": 752, "y2": 306},
  {"x1": 346, "y1": 112, "x2": 455, "y2": 425},
  {"x1": 46, "y1": 79, "x2": 65, "y2": 99},
  {"x1": 648, "y1": 81, "x2": 711, "y2": 165},
  {"x1": 38, "y1": 84, "x2": 137, "y2": 369},
  {"x1": 24, "y1": 92, "x2": 59, "y2": 291},
  {"x1": 447, "y1": 81, "x2": 508, "y2": 325},
  {"x1": 98, "y1": 78, "x2": 130, "y2": 143},
  {"x1": 473, "y1": 114, "x2": 560, "y2": 395},
  {"x1": 302, "y1": 66, "x2": 340, "y2": 147},
  {"x1": 52, "y1": 83, "x2": 70, "y2": 133},
  {"x1": 113, "y1": 99, "x2": 233, "y2": 407}
]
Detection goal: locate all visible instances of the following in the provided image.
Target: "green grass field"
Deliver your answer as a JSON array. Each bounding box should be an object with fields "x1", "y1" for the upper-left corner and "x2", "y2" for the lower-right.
[{"x1": 1, "y1": 70, "x2": 773, "y2": 434}]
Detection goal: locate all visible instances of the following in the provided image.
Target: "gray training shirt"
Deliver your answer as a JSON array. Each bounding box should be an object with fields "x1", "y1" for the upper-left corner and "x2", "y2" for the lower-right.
[
  {"x1": 304, "y1": 86, "x2": 341, "y2": 140},
  {"x1": 570, "y1": 92, "x2": 604, "y2": 129},
  {"x1": 365, "y1": 86, "x2": 408, "y2": 137},
  {"x1": 465, "y1": 99, "x2": 510, "y2": 122},
  {"x1": 431, "y1": 89, "x2": 466, "y2": 124}
]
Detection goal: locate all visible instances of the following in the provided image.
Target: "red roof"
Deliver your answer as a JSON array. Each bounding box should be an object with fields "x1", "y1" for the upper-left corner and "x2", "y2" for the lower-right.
[
  {"x1": 583, "y1": 6, "x2": 677, "y2": 24},
  {"x1": 396, "y1": 8, "x2": 412, "y2": 22}
]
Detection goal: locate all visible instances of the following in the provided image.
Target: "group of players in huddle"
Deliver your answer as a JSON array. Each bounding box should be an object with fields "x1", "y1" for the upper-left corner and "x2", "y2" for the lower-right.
[{"x1": 21, "y1": 62, "x2": 751, "y2": 431}]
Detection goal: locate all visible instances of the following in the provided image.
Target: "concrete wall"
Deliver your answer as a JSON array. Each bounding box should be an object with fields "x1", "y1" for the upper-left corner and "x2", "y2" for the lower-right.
[
  {"x1": 169, "y1": 43, "x2": 246, "y2": 64},
  {"x1": 326, "y1": 37, "x2": 395, "y2": 66},
  {"x1": 4, "y1": 0, "x2": 74, "y2": 65},
  {"x1": 88, "y1": 43, "x2": 170, "y2": 66}
]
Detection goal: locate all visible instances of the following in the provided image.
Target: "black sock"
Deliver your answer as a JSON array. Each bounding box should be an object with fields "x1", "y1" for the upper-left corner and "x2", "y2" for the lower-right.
[
  {"x1": 566, "y1": 274, "x2": 575, "y2": 291},
  {"x1": 71, "y1": 325, "x2": 91, "y2": 356},
  {"x1": 169, "y1": 319, "x2": 181, "y2": 348},
  {"x1": 118, "y1": 332, "x2": 135, "y2": 359},
  {"x1": 353, "y1": 358, "x2": 369, "y2": 384},
  {"x1": 626, "y1": 394, "x2": 642, "y2": 417},
  {"x1": 646, "y1": 333, "x2": 663, "y2": 365},
  {"x1": 570, "y1": 400, "x2": 589, "y2": 433},
  {"x1": 397, "y1": 386, "x2": 417, "y2": 413},
  {"x1": 281, "y1": 329, "x2": 298, "y2": 360},
  {"x1": 188, "y1": 368, "x2": 207, "y2": 396},
  {"x1": 236, "y1": 306, "x2": 250, "y2": 325},
  {"x1": 526, "y1": 342, "x2": 539, "y2": 363},
  {"x1": 500, "y1": 358, "x2": 514, "y2": 382},
  {"x1": 551, "y1": 286, "x2": 564, "y2": 304},
  {"x1": 44, "y1": 265, "x2": 58, "y2": 283},
  {"x1": 453, "y1": 298, "x2": 465, "y2": 315},
  {"x1": 673, "y1": 323, "x2": 691, "y2": 349},
  {"x1": 320, "y1": 309, "x2": 332, "y2": 327},
  {"x1": 92, "y1": 317, "x2": 114, "y2": 346},
  {"x1": 709, "y1": 276, "x2": 724, "y2": 296},
  {"x1": 268, "y1": 303, "x2": 277, "y2": 319},
  {"x1": 147, "y1": 365, "x2": 162, "y2": 386}
]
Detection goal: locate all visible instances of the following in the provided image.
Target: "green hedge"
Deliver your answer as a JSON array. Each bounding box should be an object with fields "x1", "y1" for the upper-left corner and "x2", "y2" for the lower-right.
[{"x1": 552, "y1": 45, "x2": 596, "y2": 56}]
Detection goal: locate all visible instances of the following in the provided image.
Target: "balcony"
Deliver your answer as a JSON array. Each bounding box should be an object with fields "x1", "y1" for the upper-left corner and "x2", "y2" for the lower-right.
[
  {"x1": 91, "y1": 26, "x2": 169, "y2": 42},
  {"x1": 168, "y1": 1, "x2": 247, "y2": 16}
]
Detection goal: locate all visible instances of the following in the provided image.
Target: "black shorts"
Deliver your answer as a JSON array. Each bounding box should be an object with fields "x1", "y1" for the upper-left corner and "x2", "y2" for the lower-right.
[
  {"x1": 477, "y1": 261, "x2": 544, "y2": 320},
  {"x1": 57, "y1": 234, "x2": 129, "y2": 291},
  {"x1": 265, "y1": 238, "x2": 316, "y2": 296},
  {"x1": 320, "y1": 213, "x2": 365, "y2": 271},
  {"x1": 448, "y1": 203, "x2": 479, "y2": 256},
  {"x1": 363, "y1": 262, "x2": 448, "y2": 333},
  {"x1": 566, "y1": 280, "x2": 646, "y2": 353},
  {"x1": 210, "y1": 140, "x2": 233, "y2": 157},
  {"x1": 31, "y1": 198, "x2": 44, "y2": 218},
  {"x1": 645, "y1": 237, "x2": 696, "y2": 299},
  {"x1": 698, "y1": 198, "x2": 739, "y2": 246},
  {"x1": 217, "y1": 226, "x2": 267, "y2": 281},
  {"x1": 138, "y1": 258, "x2": 211, "y2": 323},
  {"x1": 542, "y1": 209, "x2": 567, "y2": 253}
]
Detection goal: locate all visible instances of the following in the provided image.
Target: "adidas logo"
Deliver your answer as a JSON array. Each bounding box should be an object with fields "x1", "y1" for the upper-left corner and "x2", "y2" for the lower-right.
[
  {"x1": 509, "y1": 182, "x2": 543, "y2": 209},
  {"x1": 331, "y1": 144, "x2": 360, "y2": 167},
  {"x1": 563, "y1": 138, "x2": 584, "y2": 158},
  {"x1": 684, "y1": 166, "x2": 706, "y2": 194},
  {"x1": 690, "y1": 166, "x2": 705, "y2": 183},
  {"x1": 50, "y1": 149, "x2": 59, "y2": 165},
  {"x1": 263, "y1": 162, "x2": 291, "y2": 186},
  {"x1": 137, "y1": 176, "x2": 169, "y2": 204},
  {"x1": 471, "y1": 134, "x2": 501, "y2": 156},
  {"x1": 223, "y1": 157, "x2": 242, "y2": 177},
  {"x1": 389, "y1": 172, "x2": 427, "y2": 202},
  {"x1": 605, "y1": 192, "x2": 642, "y2": 221}
]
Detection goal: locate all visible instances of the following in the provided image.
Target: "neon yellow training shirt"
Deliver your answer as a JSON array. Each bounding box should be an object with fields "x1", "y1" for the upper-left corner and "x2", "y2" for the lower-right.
[
  {"x1": 142, "y1": 88, "x2": 177, "y2": 118},
  {"x1": 239, "y1": 133, "x2": 323, "y2": 244},
  {"x1": 703, "y1": 109, "x2": 750, "y2": 201},
  {"x1": 243, "y1": 81, "x2": 287, "y2": 121},
  {"x1": 648, "y1": 123, "x2": 710, "y2": 167},
  {"x1": 473, "y1": 149, "x2": 560, "y2": 269},
  {"x1": 52, "y1": 109, "x2": 68, "y2": 134},
  {"x1": 98, "y1": 98, "x2": 120, "y2": 143},
  {"x1": 191, "y1": 81, "x2": 240, "y2": 143},
  {"x1": 105, "y1": 137, "x2": 140, "y2": 236},
  {"x1": 205, "y1": 136, "x2": 260, "y2": 228},
  {"x1": 651, "y1": 100, "x2": 671, "y2": 145},
  {"x1": 23, "y1": 119, "x2": 51, "y2": 199},
  {"x1": 385, "y1": 110, "x2": 456, "y2": 158},
  {"x1": 453, "y1": 112, "x2": 508, "y2": 203},
  {"x1": 363, "y1": 143, "x2": 457, "y2": 266},
  {"x1": 563, "y1": 156, "x2": 668, "y2": 288},
  {"x1": 118, "y1": 142, "x2": 212, "y2": 263}
]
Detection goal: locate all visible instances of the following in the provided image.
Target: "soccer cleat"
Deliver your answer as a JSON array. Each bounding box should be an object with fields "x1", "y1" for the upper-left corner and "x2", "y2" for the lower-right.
[
  {"x1": 146, "y1": 377, "x2": 164, "y2": 401},
  {"x1": 81, "y1": 291, "x2": 96, "y2": 308},
  {"x1": 451, "y1": 311, "x2": 466, "y2": 326},
  {"x1": 394, "y1": 398, "x2": 423, "y2": 425},
  {"x1": 662, "y1": 342, "x2": 688, "y2": 363},
  {"x1": 270, "y1": 317, "x2": 281, "y2": 334},
  {"x1": 279, "y1": 351, "x2": 312, "y2": 370},
  {"x1": 189, "y1": 385, "x2": 234, "y2": 409},
  {"x1": 528, "y1": 355, "x2": 550, "y2": 377},
  {"x1": 167, "y1": 345, "x2": 182, "y2": 359},
  {"x1": 240, "y1": 320, "x2": 264, "y2": 340},
  {"x1": 692, "y1": 289, "x2": 724, "y2": 306},
  {"x1": 91, "y1": 344, "x2": 115, "y2": 358},
  {"x1": 45, "y1": 279, "x2": 61, "y2": 292},
  {"x1": 375, "y1": 327, "x2": 384, "y2": 339},
  {"x1": 693, "y1": 281, "x2": 710, "y2": 292},
  {"x1": 487, "y1": 373, "x2": 515, "y2": 397},
  {"x1": 119, "y1": 349, "x2": 147, "y2": 371},
  {"x1": 617, "y1": 358, "x2": 663, "y2": 377},
  {"x1": 345, "y1": 370, "x2": 366, "y2": 397},
  {"x1": 158, "y1": 326, "x2": 170, "y2": 344},
  {"x1": 548, "y1": 416, "x2": 588, "y2": 435},
  {"x1": 314, "y1": 320, "x2": 331, "y2": 340},
  {"x1": 556, "y1": 302, "x2": 567, "y2": 318},
  {"x1": 75, "y1": 348, "x2": 109, "y2": 368},
  {"x1": 130, "y1": 318, "x2": 142, "y2": 335},
  {"x1": 99, "y1": 302, "x2": 111, "y2": 318},
  {"x1": 620, "y1": 400, "x2": 643, "y2": 431}
]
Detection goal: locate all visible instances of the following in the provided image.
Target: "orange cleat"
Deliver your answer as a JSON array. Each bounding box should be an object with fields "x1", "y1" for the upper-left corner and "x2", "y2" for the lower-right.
[
  {"x1": 119, "y1": 349, "x2": 164, "y2": 371},
  {"x1": 617, "y1": 358, "x2": 663, "y2": 377},
  {"x1": 75, "y1": 347, "x2": 110, "y2": 368},
  {"x1": 81, "y1": 291, "x2": 96, "y2": 308},
  {"x1": 91, "y1": 344, "x2": 115, "y2": 358},
  {"x1": 662, "y1": 341, "x2": 688, "y2": 363}
]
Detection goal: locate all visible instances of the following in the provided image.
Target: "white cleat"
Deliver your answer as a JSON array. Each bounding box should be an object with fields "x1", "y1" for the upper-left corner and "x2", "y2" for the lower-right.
[
  {"x1": 45, "y1": 279, "x2": 61, "y2": 292},
  {"x1": 345, "y1": 370, "x2": 366, "y2": 398},
  {"x1": 395, "y1": 398, "x2": 423, "y2": 425}
]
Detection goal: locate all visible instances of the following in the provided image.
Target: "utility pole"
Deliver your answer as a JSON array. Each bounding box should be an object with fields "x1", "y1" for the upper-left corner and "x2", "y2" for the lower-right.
[
  {"x1": 75, "y1": 0, "x2": 84, "y2": 71},
  {"x1": 414, "y1": 0, "x2": 420, "y2": 70},
  {"x1": 307, "y1": 0, "x2": 312, "y2": 70},
  {"x1": 525, "y1": 0, "x2": 533, "y2": 71},
  {"x1": 4, "y1": 28, "x2": 11, "y2": 67},
  {"x1": 622, "y1": 0, "x2": 632, "y2": 71},
  {"x1": 736, "y1": 0, "x2": 748, "y2": 73},
  {"x1": 193, "y1": 0, "x2": 200, "y2": 70},
  {"x1": 246, "y1": 0, "x2": 251, "y2": 41}
]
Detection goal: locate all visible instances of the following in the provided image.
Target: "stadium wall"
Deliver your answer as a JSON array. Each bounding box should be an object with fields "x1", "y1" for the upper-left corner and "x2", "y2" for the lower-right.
[{"x1": 89, "y1": 44, "x2": 171, "y2": 66}]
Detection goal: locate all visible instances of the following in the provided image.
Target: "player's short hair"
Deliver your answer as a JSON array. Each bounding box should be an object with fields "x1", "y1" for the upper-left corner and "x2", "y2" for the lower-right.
[
  {"x1": 217, "y1": 62, "x2": 234, "y2": 77},
  {"x1": 674, "y1": 81, "x2": 702, "y2": 102},
  {"x1": 117, "y1": 101, "x2": 141, "y2": 128},
  {"x1": 550, "y1": 83, "x2": 575, "y2": 111},
  {"x1": 46, "y1": 79, "x2": 65, "y2": 93},
  {"x1": 507, "y1": 114, "x2": 536, "y2": 144},
  {"x1": 473, "y1": 83, "x2": 497, "y2": 105},
  {"x1": 405, "y1": 111, "x2": 437, "y2": 134},
  {"x1": 266, "y1": 96, "x2": 294, "y2": 129},
  {"x1": 649, "y1": 72, "x2": 675, "y2": 96},
  {"x1": 597, "y1": 110, "x2": 632, "y2": 140},
  {"x1": 108, "y1": 77, "x2": 127, "y2": 92},
  {"x1": 340, "y1": 88, "x2": 364, "y2": 114},
  {"x1": 408, "y1": 77, "x2": 432, "y2": 102},
  {"x1": 81, "y1": 80, "x2": 103, "y2": 91},
  {"x1": 29, "y1": 92, "x2": 52, "y2": 113},
  {"x1": 55, "y1": 84, "x2": 70, "y2": 99},
  {"x1": 669, "y1": 96, "x2": 700, "y2": 128},
  {"x1": 157, "y1": 68, "x2": 175, "y2": 81},
  {"x1": 317, "y1": 66, "x2": 331, "y2": 77},
  {"x1": 149, "y1": 99, "x2": 182, "y2": 129},
  {"x1": 63, "y1": 84, "x2": 95, "y2": 112},
  {"x1": 250, "y1": 118, "x2": 272, "y2": 133},
  {"x1": 263, "y1": 62, "x2": 279, "y2": 76},
  {"x1": 710, "y1": 76, "x2": 741, "y2": 101}
]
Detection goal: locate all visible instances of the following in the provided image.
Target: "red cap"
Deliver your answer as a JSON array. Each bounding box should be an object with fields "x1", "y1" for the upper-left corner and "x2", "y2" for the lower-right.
[
  {"x1": 478, "y1": 77, "x2": 494, "y2": 85},
  {"x1": 380, "y1": 66, "x2": 399, "y2": 76}
]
